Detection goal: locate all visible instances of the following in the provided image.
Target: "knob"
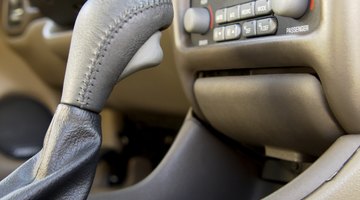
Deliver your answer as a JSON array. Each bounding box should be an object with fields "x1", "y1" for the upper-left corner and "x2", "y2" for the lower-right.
[
  {"x1": 184, "y1": 7, "x2": 210, "y2": 34},
  {"x1": 62, "y1": 0, "x2": 174, "y2": 113},
  {"x1": 272, "y1": 0, "x2": 309, "y2": 19}
]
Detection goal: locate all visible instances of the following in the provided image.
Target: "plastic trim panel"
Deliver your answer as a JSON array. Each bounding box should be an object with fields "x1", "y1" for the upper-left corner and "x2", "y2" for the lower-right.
[{"x1": 173, "y1": 0, "x2": 360, "y2": 134}]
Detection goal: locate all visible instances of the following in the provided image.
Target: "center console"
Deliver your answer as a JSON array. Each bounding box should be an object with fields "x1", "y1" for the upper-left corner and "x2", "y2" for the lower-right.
[
  {"x1": 174, "y1": 0, "x2": 336, "y2": 157},
  {"x1": 173, "y1": 0, "x2": 360, "y2": 158},
  {"x1": 171, "y1": 1, "x2": 360, "y2": 198}
]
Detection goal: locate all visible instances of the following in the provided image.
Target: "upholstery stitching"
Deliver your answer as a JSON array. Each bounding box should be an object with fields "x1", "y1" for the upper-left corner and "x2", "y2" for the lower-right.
[{"x1": 76, "y1": 0, "x2": 172, "y2": 108}]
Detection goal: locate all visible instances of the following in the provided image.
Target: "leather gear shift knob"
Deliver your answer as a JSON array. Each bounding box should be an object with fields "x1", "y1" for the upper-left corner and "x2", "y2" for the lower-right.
[{"x1": 61, "y1": 0, "x2": 173, "y2": 113}]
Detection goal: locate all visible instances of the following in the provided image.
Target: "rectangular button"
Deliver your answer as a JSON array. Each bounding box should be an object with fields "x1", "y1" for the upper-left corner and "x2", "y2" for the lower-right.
[
  {"x1": 256, "y1": 18, "x2": 278, "y2": 36},
  {"x1": 225, "y1": 24, "x2": 241, "y2": 40},
  {"x1": 200, "y1": 0, "x2": 208, "y2": 5},
  {"x1": 215, "y1": 8, "x2": 227, "y2": 24},
  {"x1": 227, "y1": 5, "x2": 241, "y2": 22},
  {"x1": 213, "y1": 27, "x2": 225, "y2": 42},
  {"x1": 255, "y1": 0, "x2": 272, "y2": 16},
  {"x1": 240, "y1": 2, "x2": 255, "y2": 19},
  {"x1": 243, "y1": 21, "x2": 257, "y2": 37}
]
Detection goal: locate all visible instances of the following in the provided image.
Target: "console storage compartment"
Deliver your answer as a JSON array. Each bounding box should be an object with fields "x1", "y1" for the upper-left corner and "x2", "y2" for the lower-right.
[{"x1": 194, "y1": 74, "x2": 344, "y2": 156}]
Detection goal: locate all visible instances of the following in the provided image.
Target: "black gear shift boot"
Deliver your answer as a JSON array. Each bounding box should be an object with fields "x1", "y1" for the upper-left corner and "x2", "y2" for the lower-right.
[{"x1": 0, "y1": 104, "x2": 101, "y2": 199}]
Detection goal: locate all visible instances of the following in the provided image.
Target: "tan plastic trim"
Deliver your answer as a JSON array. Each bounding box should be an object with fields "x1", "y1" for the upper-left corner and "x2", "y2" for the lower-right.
[
  {"x1": 194, "y1": 74, "x2": 343, "y2": 156},
  {"x1": 0, "y1": 28, "x2": 58, "y2": 111},
  {"x1": 265, "y1": 135, "x2": 360, "y2": 200},
  {"x1": 306, "y1": 147, "x2": 360, "y2": 200}
]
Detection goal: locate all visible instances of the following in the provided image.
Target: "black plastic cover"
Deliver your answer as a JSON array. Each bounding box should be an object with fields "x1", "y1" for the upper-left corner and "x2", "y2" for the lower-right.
[
  {"x1": 0, "y1": 96, "x2": 52, "y2": 159},
  {"x1": 30, "y1": 0, "x2": 87, "y2": 27}
]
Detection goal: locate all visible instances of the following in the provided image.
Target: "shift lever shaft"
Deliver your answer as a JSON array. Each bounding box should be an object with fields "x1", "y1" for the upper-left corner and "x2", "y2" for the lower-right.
[{"x1": 62, "y1": 0, "x2": 173, "y2": 112}]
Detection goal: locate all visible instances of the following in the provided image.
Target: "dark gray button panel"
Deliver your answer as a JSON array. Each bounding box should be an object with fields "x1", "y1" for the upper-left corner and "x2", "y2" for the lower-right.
[
  {"x1": 211, "y1": 0, "x2": 277, "y2": 43},
  {"x1": 215, "y1": 0, "x2": 273, "y2": 24},
  {"x1": 188, "y1": 0, "x2": 317, "y2": 46},
  {"x1": 212, "y1": 0, "x2": 276, "y2": 43},
  {"x1": 214, "y1": 18, "x2": 277, "y2": 42}
]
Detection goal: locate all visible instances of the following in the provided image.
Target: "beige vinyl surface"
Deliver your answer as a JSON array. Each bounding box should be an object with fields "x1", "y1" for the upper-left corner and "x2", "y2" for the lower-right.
[
  {"x1": 307, "y1": 149, "x2": 360, "y2": 200},
  {"x1": 0, "y1": 26, "x2": 59, "y2": 111}
]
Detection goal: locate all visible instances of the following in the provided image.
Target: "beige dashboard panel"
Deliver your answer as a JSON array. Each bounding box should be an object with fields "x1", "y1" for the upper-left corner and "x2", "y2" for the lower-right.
[
  {"x1": 306, "y1": 149, "x2": 360, "y2": 200},
  {"x1": 0, "y1": 29, "x2": 58, "y2": 111}
]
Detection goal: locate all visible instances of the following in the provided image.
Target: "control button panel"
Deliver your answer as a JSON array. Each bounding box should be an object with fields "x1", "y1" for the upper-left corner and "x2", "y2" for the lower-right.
[
  {"x1": 212, "y1": 0, "x2": 277, "y2": 43},
  {"x1": 216, "y1": 17, "x2": 277, "y2": 41},
  {"x1": 186, "y1": 0, "x2": 319, "y2": 46}
]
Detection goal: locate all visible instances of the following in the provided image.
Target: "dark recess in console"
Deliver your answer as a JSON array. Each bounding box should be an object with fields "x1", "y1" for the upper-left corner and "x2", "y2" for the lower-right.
[
  {"x1": 30, "y1": 0, "x2": 87, "y2": 27},
  {"x1": 0, "y1": 96, "x2": 52, "y2": 159}
]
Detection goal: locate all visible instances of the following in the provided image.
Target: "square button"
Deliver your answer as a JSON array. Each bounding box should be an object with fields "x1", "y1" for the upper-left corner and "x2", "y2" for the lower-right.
[
  {"x1": 227, "y1": 5, "x2": 241, "y2": 22},
  {"x1": 243, "y1": 21, "x2": 257, "y2": 37},
  {"x1": 213, "y1": 27, "x2": 225, "y2": 42},
  {"x1": 240, "y1": 2, "x2": 255, "y2": 19},
  {"x1": 255, "y1": 0, "x2": 272, "y2": 16},
  {"x1": 256, "y1": 18, "x2": 278, "y2": 35},
  {"x1": 215, "y1": 9, "x2": 227, "y2": 24},
  {"x1": 225, "y1": 24, "x2": 241, "y2": 40}
]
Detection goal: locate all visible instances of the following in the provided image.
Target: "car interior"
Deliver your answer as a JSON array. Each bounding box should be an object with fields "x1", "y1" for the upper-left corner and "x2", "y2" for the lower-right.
[{"x1": 0, "y1": 0, "x2": 360, "y2": 199}]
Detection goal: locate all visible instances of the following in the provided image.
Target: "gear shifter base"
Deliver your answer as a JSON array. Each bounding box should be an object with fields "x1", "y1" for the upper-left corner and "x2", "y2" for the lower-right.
[{"x1": 0, "y1": 104, "x2": 101, "y2": 200}]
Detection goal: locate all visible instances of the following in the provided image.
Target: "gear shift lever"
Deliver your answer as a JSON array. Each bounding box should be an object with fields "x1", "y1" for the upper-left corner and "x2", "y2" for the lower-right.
[
  {"x1": 62, "y1": 0, "x2": 173, "y2": 113},
  {"x1": 0, "y1": 0, "x2": 173, "y2": 199}
]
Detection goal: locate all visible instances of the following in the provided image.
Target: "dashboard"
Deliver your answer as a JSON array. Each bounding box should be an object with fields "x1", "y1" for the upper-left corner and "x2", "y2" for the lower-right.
[{"x1": 173, "y1": 0, "x2": 360, "y2": 159}]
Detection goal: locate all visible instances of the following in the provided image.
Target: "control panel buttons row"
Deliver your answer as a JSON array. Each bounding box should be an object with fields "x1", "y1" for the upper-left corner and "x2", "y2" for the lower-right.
[
  {"x1": 215, "y1": 0, "x2": 272, "y2": 24},
  {"x1": 214, "y1": 25, "x2": 242, "y2": 42},
  {"x1": 185, "y1": 0, "x2": 313, "y2": 46},
  {"x1": 214, "y1": 18, "x2": 277, "y2": 42}
]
